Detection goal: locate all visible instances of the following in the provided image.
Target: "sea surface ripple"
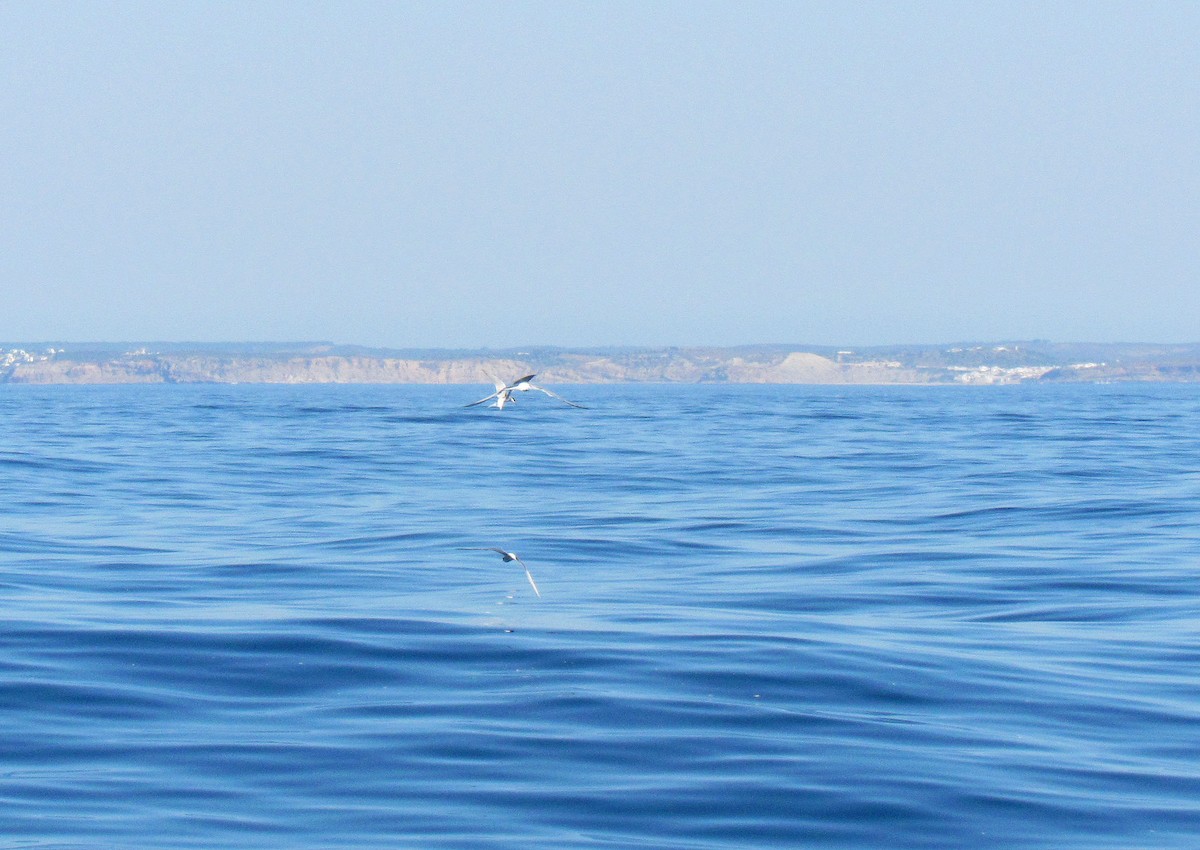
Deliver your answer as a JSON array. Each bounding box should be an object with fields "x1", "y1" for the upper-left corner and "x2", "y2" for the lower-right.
[{"x1": 1, "y1": 383, "x2": 1198, "y2": 848}]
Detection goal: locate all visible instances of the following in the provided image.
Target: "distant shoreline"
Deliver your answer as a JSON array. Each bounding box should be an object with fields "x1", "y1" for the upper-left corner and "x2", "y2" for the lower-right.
[{"x1": 3, "y1": 342, "x2": 1199, "y2": 385}]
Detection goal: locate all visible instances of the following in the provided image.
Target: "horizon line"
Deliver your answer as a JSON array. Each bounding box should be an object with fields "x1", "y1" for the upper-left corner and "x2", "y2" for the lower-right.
[{"x1": 5, "y1": 338, "x2": 1200, "y2": 350}]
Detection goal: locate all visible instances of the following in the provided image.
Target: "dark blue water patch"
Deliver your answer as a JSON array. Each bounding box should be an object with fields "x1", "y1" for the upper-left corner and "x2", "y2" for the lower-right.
[{"x1": 0, "y1": 531, "x2": 171, "y2": 558}]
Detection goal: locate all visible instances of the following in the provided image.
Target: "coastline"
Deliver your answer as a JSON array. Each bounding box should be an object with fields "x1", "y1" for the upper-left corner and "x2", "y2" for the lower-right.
[{"x1": 3, "y1": 342, "x2": 1199, "y2": 386}]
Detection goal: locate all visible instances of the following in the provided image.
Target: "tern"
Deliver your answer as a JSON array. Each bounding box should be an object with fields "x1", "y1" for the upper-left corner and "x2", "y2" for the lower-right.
[
  {"x1": 465, "y1": 377, "x2": 517, "y2": 410},
  {"x1": 458, "y1": 547, "x2": 541, "y2": 597},
  {"x1": 465, "y1": 373, "x2": 586, "y2": 409}
]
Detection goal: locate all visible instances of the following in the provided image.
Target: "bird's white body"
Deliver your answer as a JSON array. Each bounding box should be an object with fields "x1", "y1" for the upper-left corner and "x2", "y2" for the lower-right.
[{"x1": 489, "y1": 379, "x2": 514, "y2": 410}]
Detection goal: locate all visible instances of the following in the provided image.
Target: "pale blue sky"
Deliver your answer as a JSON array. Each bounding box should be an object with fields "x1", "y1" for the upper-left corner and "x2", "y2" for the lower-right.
[{"x1": 2, "y1": 1, "x2": 1196, "y2": 348}]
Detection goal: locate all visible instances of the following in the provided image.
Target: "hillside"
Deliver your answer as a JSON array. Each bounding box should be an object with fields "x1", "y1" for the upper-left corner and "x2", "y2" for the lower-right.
[{"x1": 3, "y1": 341, "x2": 1199, "y2": 385}]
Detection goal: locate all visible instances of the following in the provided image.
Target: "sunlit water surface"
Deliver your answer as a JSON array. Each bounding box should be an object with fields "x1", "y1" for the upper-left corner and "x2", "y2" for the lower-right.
[{"x1": 2, "y1": 383, "x2": 1198, "y2": 848}]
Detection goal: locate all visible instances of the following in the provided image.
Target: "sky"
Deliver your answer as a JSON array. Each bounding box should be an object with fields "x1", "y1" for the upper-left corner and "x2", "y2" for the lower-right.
[{"x1": 2, "y1": 1, "x2": 1197, "y2": 349}]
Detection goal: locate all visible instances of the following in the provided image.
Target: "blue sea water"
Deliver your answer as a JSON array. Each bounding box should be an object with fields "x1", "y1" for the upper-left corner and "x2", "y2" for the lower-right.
[{"x1": 1, "y1": 383, "x2": 1199, "y2": 849}]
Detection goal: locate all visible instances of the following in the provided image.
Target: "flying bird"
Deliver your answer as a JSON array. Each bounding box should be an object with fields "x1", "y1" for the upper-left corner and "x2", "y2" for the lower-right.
[
  {"x1": 459, "y1": 547, "x2": 541, "y2": 597},
  {"x1": 465, "y1": 373, "x2": 586, "y2": 409}
]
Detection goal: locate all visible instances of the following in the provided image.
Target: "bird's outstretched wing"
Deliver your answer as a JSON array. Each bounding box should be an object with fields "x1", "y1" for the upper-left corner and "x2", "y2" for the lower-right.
[
  {"x1": 464, "y1": 390, "x2": 503, "y2": 408},
  {"x1": 512, "y1": 556, "x2": 541, "y2": 597},
  {"x1": 512, "y1": 373, "x2": 537, "y2": 385},
  {"x1": 458, "y1": 547, "x2": 508, "y2": 555},
  {"x1": 531, "y1": 384, "x2": 587, "y2": 408}
]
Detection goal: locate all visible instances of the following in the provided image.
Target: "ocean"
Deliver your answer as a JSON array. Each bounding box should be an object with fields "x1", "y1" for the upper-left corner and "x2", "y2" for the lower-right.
[{"x1": 1, "y1": 383, "x2": 1198, "y2": 849}]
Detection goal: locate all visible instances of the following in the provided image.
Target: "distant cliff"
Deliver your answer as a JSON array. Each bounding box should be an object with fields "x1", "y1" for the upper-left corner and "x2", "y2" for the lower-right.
[
  {"x1": 4, "y1": 350, "x2": 910, "y2": 385},
  {"x1": 3, "y1": 342, "x2": 1199, "y2": 385}
]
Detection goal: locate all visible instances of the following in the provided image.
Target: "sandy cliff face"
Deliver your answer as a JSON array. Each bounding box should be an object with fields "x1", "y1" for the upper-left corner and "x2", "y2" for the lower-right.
[
  {"x1": 727, "y1": 352, "x2": 841, "y2": 382},
  {"x1": 5, "y1": 350, "x2": 938, "y2": 385},
  {"x1": 7, "y1": 359, "x2": 167, "y2": 384},
  {"x1": 7, "y1": 356, "x2": 539, "y2": 385},
  {"x1": 9, "y1": 345, "x2": 1180, "y2": 384}
]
